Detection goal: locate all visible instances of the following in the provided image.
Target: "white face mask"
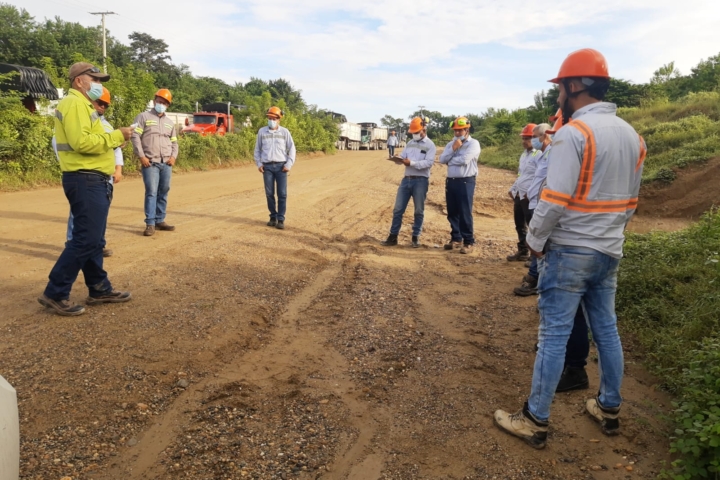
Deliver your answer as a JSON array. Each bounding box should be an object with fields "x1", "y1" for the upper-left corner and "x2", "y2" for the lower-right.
[
  {"x1": 412, "y1": 133, "x2": 422, "y2": 141},
  {"x1": 268, "y1": 119, "x2": 278, "y2": 129}
]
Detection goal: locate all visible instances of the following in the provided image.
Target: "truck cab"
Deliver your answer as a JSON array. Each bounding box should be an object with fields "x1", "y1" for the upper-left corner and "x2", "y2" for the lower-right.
[{"x1": 181, "y1": 103, "x2": 234, "y2": 136}]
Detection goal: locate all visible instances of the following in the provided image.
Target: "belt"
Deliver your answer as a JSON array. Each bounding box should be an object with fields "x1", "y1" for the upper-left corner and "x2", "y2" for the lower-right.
[
  {"x1": 64, "y1": 169, "x2": 110, "y2": 180},
  {"x1": 405, "y1": 175, "x2": 426, "y2": 179},
  {"x1": 446, "y1": 176, "x2": 476, "y2": 180}
]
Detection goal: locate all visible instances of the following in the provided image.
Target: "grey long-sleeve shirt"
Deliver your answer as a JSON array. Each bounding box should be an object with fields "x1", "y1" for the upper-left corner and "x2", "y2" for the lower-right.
[
  {"x1": 254, "y1": 125, "x2": 297, "y2": 170},
  {"x1": 399, "y1": 136, "x2": 436, "y2": 177},
  {"x1": 438, "y1": 137, "x2": 481, "y2": 177}
]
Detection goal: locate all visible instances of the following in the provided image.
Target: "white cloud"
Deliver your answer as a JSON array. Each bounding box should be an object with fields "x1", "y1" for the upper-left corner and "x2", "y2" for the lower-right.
[{"x1": 16, "y1": 0, "x2": 720, "y2": 122}]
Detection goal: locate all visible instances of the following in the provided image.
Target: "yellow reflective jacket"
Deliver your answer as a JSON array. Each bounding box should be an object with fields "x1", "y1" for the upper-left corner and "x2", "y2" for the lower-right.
[{"x1": 54, "y1": 89, "x2": 125, "y2": 175}]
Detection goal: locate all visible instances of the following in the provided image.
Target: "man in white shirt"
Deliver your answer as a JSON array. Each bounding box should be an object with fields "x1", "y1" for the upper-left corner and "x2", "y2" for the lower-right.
[{"x1": 507, "y1": 124, "x2": 538, "y2": 261}]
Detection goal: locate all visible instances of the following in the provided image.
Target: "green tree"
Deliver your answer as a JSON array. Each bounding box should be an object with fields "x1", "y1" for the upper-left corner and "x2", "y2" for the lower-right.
[{"x1": 129, "y1": 31, "x2": 172, "y2": 72}]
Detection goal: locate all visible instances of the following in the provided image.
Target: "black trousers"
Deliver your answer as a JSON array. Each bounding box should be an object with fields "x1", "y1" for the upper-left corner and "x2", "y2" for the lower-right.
[{"x1": 512, "y1": 194, "x2": 532, "y2": 250}]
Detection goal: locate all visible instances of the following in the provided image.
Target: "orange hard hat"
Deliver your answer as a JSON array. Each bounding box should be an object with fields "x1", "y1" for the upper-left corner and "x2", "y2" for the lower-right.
[
  {"x1": 449, "y1": 116, "x2": 471, "y2": 130},
  {"x1": 99, "y1": 86, "x2": 111, "y2": 105},
  {"x1": 267, "y1": 106, "x2": 284, "y2": 119},
  {"x1": 549, "y1": 48, "x2": 610, "y2": 84},
  {"x1": 520, "y1": 123, "x2": 536, "y2": 137},
  {"x1": 408, "y1": 116, "x2": 427, "y2": 134},
  {"x1": 546, "y1": 108, "x2": 564, "y2": 134},
  {"x1": 155, "y1": 88, "x2": 173, "y2": 103}
]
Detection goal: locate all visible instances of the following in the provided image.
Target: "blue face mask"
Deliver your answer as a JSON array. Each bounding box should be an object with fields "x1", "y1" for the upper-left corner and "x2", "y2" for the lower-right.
[
  {"x1": 457, "y1": 135, "x2": 465, "y2": 142},
  {"x1": 154, "y1": 103, "x2": 167, "y2": 114},
  {"x1": 531, "y1": 137, "x2": 543, "y2": 150},
  {"x1": 87, "y1": 82, "x2": 103, "y2": 101},
  {"x1": 268, "y1": 119, "x2": 278, "y2": 129}
]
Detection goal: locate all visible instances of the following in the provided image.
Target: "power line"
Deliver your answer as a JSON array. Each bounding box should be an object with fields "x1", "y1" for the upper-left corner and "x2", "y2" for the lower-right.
[{"x1": 90, "y1": 11, "x2": 117, "y2": 73}]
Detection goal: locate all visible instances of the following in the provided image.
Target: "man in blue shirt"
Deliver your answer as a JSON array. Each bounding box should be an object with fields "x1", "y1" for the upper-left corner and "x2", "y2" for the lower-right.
[{"x1": 381, "y1": 117, "x2": 436, "y2": 248}]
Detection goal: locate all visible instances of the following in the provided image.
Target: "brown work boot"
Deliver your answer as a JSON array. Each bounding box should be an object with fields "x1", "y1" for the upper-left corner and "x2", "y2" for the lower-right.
[
  {"x1": 460, "y1": 244, "x2": 474, "y2": 254},
  {"x1": 144, "y1": 225, "x2": 155, "y2": 236},
  {"x1": 494, "y1": 402, "x2": 548, "y2": 449},
  {"x1": 507, "y1": 249, "x2": 530, "y2": 261},
  {"x1": 86, "y1": 290, "x2": 132, "y2": 305},
  {"x1": 37, "y1": 295, "x2": 85, "y2": 316},
  {"x1": 443, "y1": 240, "x2": 461, "y2": 250},
  {"x1": 524, "y1": 259, "x2": 532, "y2": 268},
  {"x1": 586, "y1": 397, "x2": 620, "y2": 436},
  {"x1": 514, "y1": 276, "x2": 538, "y2": 296},
  {"x1": 102, "y1": 248, "x2": 113, "y2": 257},
  {"x1": 156, "y1": 221, "x2": 175, "y2": 231}
]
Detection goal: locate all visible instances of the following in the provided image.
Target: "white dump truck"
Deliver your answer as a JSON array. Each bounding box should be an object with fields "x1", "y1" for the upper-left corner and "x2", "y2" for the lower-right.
[
  {"x1": 337, "y1": 121, "x2": 361, "y2": 150},
  {"x1": 359, "y1": 122, "x2": 388, "y2": 150}
]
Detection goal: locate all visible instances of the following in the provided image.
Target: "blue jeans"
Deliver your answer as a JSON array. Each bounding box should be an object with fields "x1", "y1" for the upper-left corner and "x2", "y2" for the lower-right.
[
  {"x1": 528, "y1": 244, "x2": 623, "y2": 421},
  {"x1": 67, "y1": 176, "x2": 113, "y2": 242},
  {"x1": 445, "y1": 176, "x2": 476, "y2": 245},
  {"x1": 390, "y1": 176, "x2": 428, "y2": 236},
  {"x1": 263, "y1": 163, "x2": 288, "y2": 221},
  {"x1": 567, "y1": 303, "x2": 590, "y2": 369},
  {"x1": 388, "y1": 145, "x2": 395, "y2": 157},
  {"x1": 142, "y1": 163, "x2": 172, "y2": 225},
  {"x1": 44, "y1": 172, "x2": 113, "y2": 300}
]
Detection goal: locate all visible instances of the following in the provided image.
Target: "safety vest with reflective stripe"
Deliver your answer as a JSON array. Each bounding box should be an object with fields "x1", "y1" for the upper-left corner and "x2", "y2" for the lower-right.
[
  {"x1": 539, "y1": 119, "x2": 645, "y2": 214},
  {"x1": 53, "y1": 88, "x2": 124, "y2": 175}
]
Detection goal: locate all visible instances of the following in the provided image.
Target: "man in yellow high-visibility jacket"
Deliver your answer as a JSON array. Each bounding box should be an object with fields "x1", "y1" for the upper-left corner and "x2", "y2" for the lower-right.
[{"x1": 38, "y1": 62, "x2": 134, "y2": 316}]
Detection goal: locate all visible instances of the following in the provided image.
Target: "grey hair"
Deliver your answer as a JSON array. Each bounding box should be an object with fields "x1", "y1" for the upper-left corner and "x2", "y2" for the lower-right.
[{"x1": 533, "y1": 123, "x2": 552, "y2": 136}]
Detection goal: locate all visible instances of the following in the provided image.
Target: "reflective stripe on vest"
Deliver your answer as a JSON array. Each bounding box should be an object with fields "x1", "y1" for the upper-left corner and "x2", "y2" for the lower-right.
[
  {"x1": 55, "y1": 143, "x2": 74, "y2": 152},
  {"x1": 55, "y1": 110, "x2": 63, "y2": 121},
  {"x1": 539, "y1": 120, "x2": 641, "y2": 213}
]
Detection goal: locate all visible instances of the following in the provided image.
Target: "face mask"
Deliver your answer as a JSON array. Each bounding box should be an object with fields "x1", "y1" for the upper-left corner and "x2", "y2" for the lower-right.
[
  {"x1": 456, "y1": 135, "x2": 465, "y2": 142},
  {"x1": 154, "y1": 103, "x2": 167, "y2": 114},
  {"x1": 87, "y1": 82, "x2": 103, "y2": 101},
  {"x1": 268, "y1": 119, "x2": 278, "y2": 129},
  {"x1": 412, "y1": 133, "x2": 422, "y2": 141},
  {"x1": 531, "y1": 137, "x2": 543, "y2": 150}
]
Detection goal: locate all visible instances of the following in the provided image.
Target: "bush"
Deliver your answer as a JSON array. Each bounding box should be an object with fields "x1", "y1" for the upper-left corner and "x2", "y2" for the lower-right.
[
  {"x1": 618, "y1": 210, "x2": 720, "y2": 478},
  {"x1": 478, "y1": 143, "x2": 524, "y2": 171}
]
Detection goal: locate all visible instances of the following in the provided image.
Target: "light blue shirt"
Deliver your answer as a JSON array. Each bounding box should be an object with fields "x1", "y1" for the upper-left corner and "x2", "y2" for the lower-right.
[
  {"x1": 438, "y1": 137, "x2": 481, "y2": 178},
  {"x1": 254, "y1": 125, "x2": 297, "y2": 170},
  {"x1": 387, "y1": 135, "x2": 399, "y2": 147},
  {"x1": 510, "y1": 149, "x2": 539, "y2": 198},
  {"x1": 528, "y1": 145, "x2": 552, "y2": 209},
  {"x1": 399, "y1": 136, "x2": 436, "y2": 177}
]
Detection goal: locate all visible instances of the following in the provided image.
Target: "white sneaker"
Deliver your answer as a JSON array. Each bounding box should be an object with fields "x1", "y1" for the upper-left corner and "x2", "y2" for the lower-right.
[
  {"x1": 494, "y1": 403, "x2": 548, "y2": 449},
  {"x1": 586, "y1": 397, "x2": 620, "y2": 435}
]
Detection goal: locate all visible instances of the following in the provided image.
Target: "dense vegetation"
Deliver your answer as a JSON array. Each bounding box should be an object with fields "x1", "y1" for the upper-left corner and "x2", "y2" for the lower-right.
[
  {"x1": 618, "y1": 211, "x2": 720, "y2": 479},
  {"x1": 0, "y1": 3, "x2": 337, "y2": 188}
]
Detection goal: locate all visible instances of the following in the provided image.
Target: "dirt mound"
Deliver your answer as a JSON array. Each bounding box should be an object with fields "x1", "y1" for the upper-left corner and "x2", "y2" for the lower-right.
[{"x1": 637, "y1": 157, "x2": 720, "y2": 218}]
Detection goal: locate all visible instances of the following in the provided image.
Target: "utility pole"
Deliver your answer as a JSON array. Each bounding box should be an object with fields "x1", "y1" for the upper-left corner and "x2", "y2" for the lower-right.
[{"x1": 90, "y1": 12, "x2": 116, "y2": 73}]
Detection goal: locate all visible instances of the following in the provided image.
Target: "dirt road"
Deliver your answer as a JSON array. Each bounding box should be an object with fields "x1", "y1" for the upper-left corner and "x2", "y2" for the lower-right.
[{"x1": 1, "y1": 150, "x2": 673, "y2": 479}]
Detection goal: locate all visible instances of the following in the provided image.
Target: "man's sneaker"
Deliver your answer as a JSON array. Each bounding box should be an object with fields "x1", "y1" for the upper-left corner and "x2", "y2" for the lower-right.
[
  {"x1": 460, "y1": 244, "x2": 474, "y2": 254},
  {"x1": 411, "y1": 236, "x2": 420, "y2": 248},
  {"x1": 381, "y1": 234, "x2": 398, "y2": 246},
  {"x1": 586, "y1": 397, "x2": 620, "y2": 436},
  {"x1": 103, "y1": 248, "x2": 113, "y2": 257},
  {"x1": 514, "y1": 276, "x2": 538, "y2": 296},
  {"x1": 144, "y1": 225, "x2": 155, "y2": 236},
  {"x1": 556, "y1": 367, "x2": 589, "y2": 393},
  {"x1": 507, "y1": 250, "x2": 530, "y2": 261},
  {"x1": 37, "y1": 295, "x2": 85, "y2": 316},
  {"x1": 276, "y1": 221, "x2": 285, "y2": 230},
  {"x1": 443, "y1": 240, "x2": 461, "y2": 250},
  {"x1": 86, "y1": 290, "x2": 133, "y2": 305},
  {"x1": 267, "y1": 218, "x2": 278, "y2": 227},
  {"x1": 524, "y1": 259, "x2": 532, "y2": 268},
  {"x1": 494, "y1": 402, "x2": 548, "y2": 449},
  {"x1": 156, "y1": 222, "x2": 175, "y2": 231}
]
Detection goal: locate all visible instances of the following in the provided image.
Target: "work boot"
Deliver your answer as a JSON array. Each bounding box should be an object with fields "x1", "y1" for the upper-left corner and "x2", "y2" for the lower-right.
[
  {"x1": 102, "y1": 248, "x2": 113, "y2": 257},
  {"x1": 267, "y1": 218, "x2": 277, "y2": 227},
  {"x1": 524, "y1": 259, "x2": 532, "y2": 268},
  {"x1": 460, "y1": 244, "x2": 474, "y2": 254},
  {"x1": 586, "y1": 397, "x2": 620, "y2": 436},
  {"x1": 381, "y1": 234, "x2": 398, "y2": 246},
  {"x1": 411, "y1": 236, "x2": 420, "y2": 248},
  {"x1": 156, "y1": 221, "x2": 175, "y2": 231},
  {"x1": 494, "y1": 402, "x2": 548, "y2": 449},
  {"x1": 37, "y1": 295, "x2": 85, "y2": 316},
  {"x1": 86, "y1": 290, "x2": 133, "y2": 305},
  {"x1": 507, "y1": 249, "x2": 530, "y2": 262},
  {"x1": 144, "y1": 225, "x2": 155, "y2": 237},
  {"x1": 276, "y1": 221, "x2": 285, "y2": 230},
  {"x1": 522, "y1": 273, "x2": 536, "y2": 283},
  {"x1": 556, "y1": 367, "x2": 589, "y2": 393},
  {"x1": 444, "y1": 240, "x2": 461, "y2": 250},
  {"x1": 513, "y1": 276, "x2": 538, "y2": 296}
]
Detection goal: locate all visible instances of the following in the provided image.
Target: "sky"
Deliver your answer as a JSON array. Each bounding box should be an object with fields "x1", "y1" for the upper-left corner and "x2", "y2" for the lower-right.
[{"x1": 17, "y1": 0, "x2": 720, "y2": 123}]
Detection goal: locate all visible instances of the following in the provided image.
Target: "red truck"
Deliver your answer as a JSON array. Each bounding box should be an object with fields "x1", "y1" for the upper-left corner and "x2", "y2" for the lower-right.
[{"x1": 181, "y1": 103, "x2": 234, "y2": 136}]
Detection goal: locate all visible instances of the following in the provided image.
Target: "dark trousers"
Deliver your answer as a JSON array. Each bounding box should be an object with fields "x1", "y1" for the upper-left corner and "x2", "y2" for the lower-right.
[
  {"x1": 445, "y1": 176, "x2": 476, "y2": 245},
  {"x1": 263, "y1": 162, "x2": 288, "y2": 221},
  {"x1": 44, "y1": 172, "x2": 113, "y2": 300},
  {"x1": 513, "y1": 194, "x2": 531, "y2": 250},
  {"x1": 388, "y1": 145, "x2": 395, "y2": 156},
  {"x1": 566, "y1": 304, "x2": 590, "y2": 368}
]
